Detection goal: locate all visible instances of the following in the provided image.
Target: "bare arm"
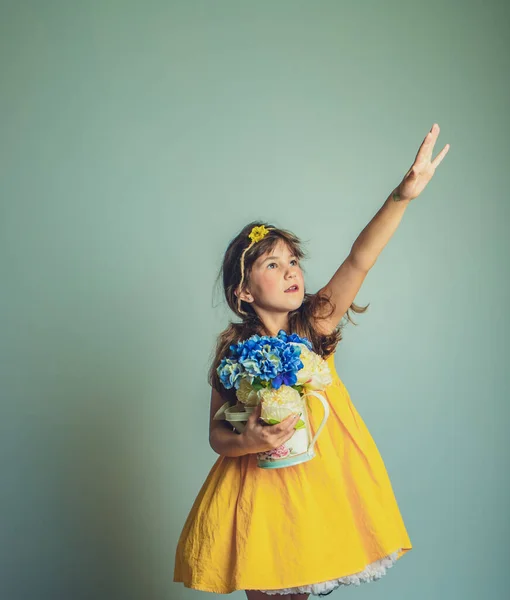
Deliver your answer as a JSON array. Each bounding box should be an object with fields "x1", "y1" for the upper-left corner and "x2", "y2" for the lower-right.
[
  {"x1": 314, "y1": 124, "x2": 450, "y2": 334},
  {"x1": 312, "y1": 191, "x2": 410, "y2": 335},
  {"x1": 210, "y1": 426, "x2": 250, "y2": 457},
  {"x1": 352, "y1": 123, "x2": 449, "y2": 272},
  {"x1": 209, "y1": 386, "x2": 250, "y2": 457},
  {"x1": 350, "y1": 189, "x2": 410, "y2": 271}
]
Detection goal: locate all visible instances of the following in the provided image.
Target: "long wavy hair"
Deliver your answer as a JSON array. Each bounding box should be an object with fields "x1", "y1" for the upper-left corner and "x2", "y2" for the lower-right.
[{"x1": 208, "y1": 221, "x2": 369, "y2": 395}]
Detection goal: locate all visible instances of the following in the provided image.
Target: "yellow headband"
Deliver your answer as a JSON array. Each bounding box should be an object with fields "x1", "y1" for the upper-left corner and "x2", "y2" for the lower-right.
[{"x1": 237, "y1": 225, "x2": 274, "y2": 315}]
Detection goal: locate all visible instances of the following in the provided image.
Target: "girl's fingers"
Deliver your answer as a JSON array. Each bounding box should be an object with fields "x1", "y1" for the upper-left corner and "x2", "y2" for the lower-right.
[
  {"x1": 414, "y1": 124, "x2": 440, "y2": 165},
  {"x1": 285, "y1": 414, "x2": 298, "y2": 429},
  {"x1": 415, "y1": 133, "x2": 435, "y2": 164},
  {"x1": 271, "y1": 414, "x2": 295, "y2": 433},
  {"x1": 431, "y1": 144, "x2": 450, "y2": 169},
  {"x1": 275, "y1": 414, "x2": 298, "y2": 437}
]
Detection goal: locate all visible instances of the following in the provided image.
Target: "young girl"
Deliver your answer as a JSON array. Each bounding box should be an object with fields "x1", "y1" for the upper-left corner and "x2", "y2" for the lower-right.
[{"x1": 174, "y1": 124, "x2": 449, "y2": 598}]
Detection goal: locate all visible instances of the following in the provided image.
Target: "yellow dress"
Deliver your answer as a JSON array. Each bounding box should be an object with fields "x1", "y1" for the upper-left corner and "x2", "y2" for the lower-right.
[{"x1": 173, "y1": 352, "x2": 412, "y2": 595}]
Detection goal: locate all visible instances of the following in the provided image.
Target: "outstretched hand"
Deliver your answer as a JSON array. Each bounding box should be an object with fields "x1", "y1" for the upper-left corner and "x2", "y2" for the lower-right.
[{"x1": 394, "y1": 123, "x2": 450, "y2": 202}]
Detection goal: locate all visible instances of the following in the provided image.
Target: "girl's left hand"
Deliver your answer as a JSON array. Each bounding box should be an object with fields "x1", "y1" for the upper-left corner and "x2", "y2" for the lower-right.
[{"x1": 394, "y1": 123, "x2": 450, "y2": 202}]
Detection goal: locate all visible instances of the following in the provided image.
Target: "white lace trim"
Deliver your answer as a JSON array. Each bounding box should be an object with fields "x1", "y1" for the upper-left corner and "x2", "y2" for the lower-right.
[{"x1": 257, "y1": 549, "x2": 401, "y2": 596}]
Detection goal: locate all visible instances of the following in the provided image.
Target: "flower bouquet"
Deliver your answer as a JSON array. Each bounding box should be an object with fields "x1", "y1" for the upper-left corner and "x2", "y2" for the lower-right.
[{"x1": 214, "y1": 330, "x2": 332, "y2": 468}]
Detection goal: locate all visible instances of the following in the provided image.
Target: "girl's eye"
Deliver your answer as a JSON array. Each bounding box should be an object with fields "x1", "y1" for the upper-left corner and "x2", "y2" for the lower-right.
[{"x1": 267, "y1": 260, "x2": 299, "y2": 269}]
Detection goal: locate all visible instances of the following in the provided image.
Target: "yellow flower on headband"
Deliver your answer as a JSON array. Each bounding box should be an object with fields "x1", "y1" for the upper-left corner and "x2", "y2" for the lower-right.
[{"x1": 248, "y1": 225, "x2": 270, "y2": 243}]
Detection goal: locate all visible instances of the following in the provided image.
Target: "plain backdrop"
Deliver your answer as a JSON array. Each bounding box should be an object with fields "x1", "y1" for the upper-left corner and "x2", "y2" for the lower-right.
[{"x1": 1, "y1": 1, "x2": 509, "y2": 599}]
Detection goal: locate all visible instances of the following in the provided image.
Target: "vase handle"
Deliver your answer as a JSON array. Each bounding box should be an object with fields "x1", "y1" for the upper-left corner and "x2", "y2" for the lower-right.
[
  {"x1": 213, "y1": 400, "x2": 230, "y2": 420},
  {"x1": 302, "y1": 390, "x2": 330, "y2": 455}
]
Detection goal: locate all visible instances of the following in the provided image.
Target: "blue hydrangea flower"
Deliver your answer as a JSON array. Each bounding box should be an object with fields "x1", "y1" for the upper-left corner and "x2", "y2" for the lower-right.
[
  {"x1": 217, "y1": 357, "x2": 243, "y2": 389},
  {"x1": 276, "y1": 329, "x2": 313, "y2": 350},
  {"x1": 217, "y1": 330, "x2": 314, "y2": 392}
]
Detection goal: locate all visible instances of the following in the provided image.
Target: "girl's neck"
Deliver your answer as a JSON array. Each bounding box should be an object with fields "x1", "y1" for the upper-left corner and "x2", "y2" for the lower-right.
[{"x1": 257, "y1": 324, "x2": 289, "y2": 338}]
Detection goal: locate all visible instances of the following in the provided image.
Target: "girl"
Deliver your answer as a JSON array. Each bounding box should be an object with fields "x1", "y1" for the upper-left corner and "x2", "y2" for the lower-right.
[{"x1": 174, "y1": 124, "x2": 449, "y2": 598}]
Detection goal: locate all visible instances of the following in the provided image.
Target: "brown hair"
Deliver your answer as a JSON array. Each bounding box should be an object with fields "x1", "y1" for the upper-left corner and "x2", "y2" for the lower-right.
[{"x1": 208, "y1": 221, "x2": 369, "y2": 395}]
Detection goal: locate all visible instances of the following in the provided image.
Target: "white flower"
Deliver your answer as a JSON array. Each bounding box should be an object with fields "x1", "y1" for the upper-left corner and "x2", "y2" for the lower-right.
[
  {"x1": 235, "y1": 376, "x2": 260, "y2": 406},
  {"x1": 259, "y1": 384, "x2": 301, "y2": 406},
  {"x1": 295, "y1": 344, "x2": 332, "y2": 391},
  {"x1": 259, "y1": 385, "x2": 302, "y2": 424}
]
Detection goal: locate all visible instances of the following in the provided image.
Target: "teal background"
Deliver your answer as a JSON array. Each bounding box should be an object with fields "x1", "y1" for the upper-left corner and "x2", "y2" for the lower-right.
[{"x1": 1, "y1": 1, "x2": 508, "y2": 599}]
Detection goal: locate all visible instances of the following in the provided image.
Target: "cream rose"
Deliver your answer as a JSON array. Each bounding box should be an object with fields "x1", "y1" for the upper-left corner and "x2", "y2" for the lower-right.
[
  {"x1": 235, "y1": 376, "x2": 260, "y2": 406},
  {"x1": 259, "y1": 384, "x2": 303, "y2": 424},
  {"x1": 294, "y1": 344, "x2": 332, "y2": 391}
]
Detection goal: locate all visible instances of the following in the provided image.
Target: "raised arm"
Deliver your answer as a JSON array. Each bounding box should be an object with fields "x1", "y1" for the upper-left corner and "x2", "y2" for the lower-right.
[{"x1": 314, "y1": 123, "x2": 450, "y2": 334}]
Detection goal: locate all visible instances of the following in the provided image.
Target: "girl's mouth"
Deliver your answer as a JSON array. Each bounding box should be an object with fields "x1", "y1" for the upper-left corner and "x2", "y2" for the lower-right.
[{"x1": 284, "y1": 285, "x2": 299, "y2": 293}]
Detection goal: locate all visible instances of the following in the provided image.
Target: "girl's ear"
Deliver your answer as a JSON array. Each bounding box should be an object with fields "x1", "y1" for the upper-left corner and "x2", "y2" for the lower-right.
[{"x1": 235, "y1": 286, "x2": 253, "y2": 303}]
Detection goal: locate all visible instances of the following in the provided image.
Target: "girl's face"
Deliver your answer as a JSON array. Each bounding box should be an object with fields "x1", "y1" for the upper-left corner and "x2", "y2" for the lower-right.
[{"x1": 238, "y1": 240, "x2": 305, "y2": 314}]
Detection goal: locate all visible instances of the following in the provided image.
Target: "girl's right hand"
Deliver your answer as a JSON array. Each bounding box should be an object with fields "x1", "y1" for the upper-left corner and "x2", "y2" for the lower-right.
[{"x1": 240, "y1": 403, "x2": 300, "y2": 454}]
